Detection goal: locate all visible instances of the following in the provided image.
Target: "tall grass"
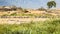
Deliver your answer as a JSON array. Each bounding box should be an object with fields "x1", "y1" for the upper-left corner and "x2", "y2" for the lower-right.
[{"x1": 0, "y1": 18, "x2": 60, "y2": 34}]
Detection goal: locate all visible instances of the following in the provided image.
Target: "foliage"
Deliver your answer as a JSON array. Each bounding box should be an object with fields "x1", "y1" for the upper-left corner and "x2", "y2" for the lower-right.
[
  {"x1": 37, "y1": 7, "x2": 46, "y2": 11},
  {"x1": 10, "y1": 13, "x2": 17, "y2": 16},
  {"x1": 47, "y1": 1, "x2": 56, "y2": 8},
  {"x1": 0, "y1": 18, "x2": 60, "y2": 34},
  {"x1": 2, "y1": 14, "x2": 8, "y2": 16}
]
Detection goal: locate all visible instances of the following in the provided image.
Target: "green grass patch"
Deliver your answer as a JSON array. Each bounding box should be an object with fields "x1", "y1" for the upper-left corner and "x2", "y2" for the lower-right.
[{"x1": 0, "y1": 18, "x2": 60, "y2": 34}]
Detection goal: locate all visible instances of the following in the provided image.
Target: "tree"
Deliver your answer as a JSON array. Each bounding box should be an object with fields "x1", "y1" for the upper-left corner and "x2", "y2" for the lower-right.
[
  {"x1": 47, "y1": 1, "x2": 56, "y2": 8},
  {"x1": 37, "y1": 7, "x2": 46, "y2": 11}
]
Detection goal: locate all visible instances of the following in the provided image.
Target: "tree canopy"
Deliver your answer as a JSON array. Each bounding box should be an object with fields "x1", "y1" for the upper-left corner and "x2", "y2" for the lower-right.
[{"x1": 47, "y1": 1, "x2": 56, "y2": 8}]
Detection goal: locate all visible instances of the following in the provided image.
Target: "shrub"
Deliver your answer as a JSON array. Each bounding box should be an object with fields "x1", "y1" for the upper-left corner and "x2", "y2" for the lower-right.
[{"x1": 10, "y1": 13, "x2": 17, "y2": 16}]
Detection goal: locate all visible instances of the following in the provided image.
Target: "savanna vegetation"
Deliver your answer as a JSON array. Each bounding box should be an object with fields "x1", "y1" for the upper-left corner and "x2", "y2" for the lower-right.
[
  {"x1": 0, "y1": 18, "x2": 60, "y2": 34},
  {"x1": 0, "y1": 0, "x2": 60, "y2": 34}
]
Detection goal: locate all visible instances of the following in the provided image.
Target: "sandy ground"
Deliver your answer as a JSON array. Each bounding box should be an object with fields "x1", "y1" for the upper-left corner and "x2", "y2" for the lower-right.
[{"x1": 0, "y1": 18, "x2": 49, "y2": 24}]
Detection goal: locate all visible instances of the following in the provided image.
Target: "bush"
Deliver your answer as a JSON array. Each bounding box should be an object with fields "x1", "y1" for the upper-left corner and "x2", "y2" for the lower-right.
[{"x1": 10, "y1": 13, "x2": 17, "y2": 16}]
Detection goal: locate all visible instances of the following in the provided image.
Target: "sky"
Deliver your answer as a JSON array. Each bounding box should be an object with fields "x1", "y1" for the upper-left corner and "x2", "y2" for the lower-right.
[{"x1": 0, "y1": 0, "x2": 60, "y2": 9}]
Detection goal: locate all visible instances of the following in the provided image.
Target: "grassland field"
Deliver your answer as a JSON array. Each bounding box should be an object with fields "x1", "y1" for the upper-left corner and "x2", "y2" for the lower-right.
[
  {"x1": 0, "y1": 18, "x2": 60, "y2": 34},
  {"x1": 0, "y1": 8, "x2": 60, "y2": 34}
]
